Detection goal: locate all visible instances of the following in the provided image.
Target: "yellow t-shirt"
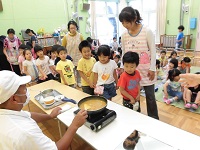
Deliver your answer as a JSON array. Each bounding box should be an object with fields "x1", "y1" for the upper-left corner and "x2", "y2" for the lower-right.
[
  {"x1": 77, "y1": 57, "x2": 96, "y2": 86},
  {"x1": 56, "y1": 60, "x2": 75, "y2": 85}
]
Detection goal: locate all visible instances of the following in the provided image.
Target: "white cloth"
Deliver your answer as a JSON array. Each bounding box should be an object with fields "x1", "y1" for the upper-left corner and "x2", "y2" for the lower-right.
[
  {"x1": 36, "y1": 55, "x2": 51, "y2": 76},
  {"x1": 0, "y1": 109, "x2": 57, "y2": 150},
  {"x1": 92, "y1": 60, "x2": 117, "y2": 85},
  {"x1": 23, "y1": 60, "x2": 38, "y2": 80}
]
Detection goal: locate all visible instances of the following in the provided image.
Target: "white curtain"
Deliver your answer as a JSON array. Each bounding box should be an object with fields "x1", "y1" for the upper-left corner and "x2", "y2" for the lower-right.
[
  {"x1": 156, "y1": 0, "x2": 167, "y2": 43},
  {"x1": 90, "y1": 1, "x2": 96, "y2": 39}
]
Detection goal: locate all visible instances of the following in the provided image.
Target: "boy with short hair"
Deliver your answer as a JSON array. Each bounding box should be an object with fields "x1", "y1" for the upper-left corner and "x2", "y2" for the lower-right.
[
  {"x1": 56, "y1": 46, "x2": 76, "y2": 87},
  {"x1": 178, "y1": 56, "x2": 191, "y2": 74},
  {"x1": 176, "y1": 25, "x2": 184, "y2": 50},
  {"x1": 117, "y1": 51, "x2": 141, "y2": 111},
  {"x1": 158, "y1": 50, "x2": 168, "y2": 67},
  {"x1": 110, "y1": 37, "x2": 118, "y2": 51},
  {"x1": 77, "y1": 40, "x2": 96, "y2": 95},
  {"x1": 34, "y1": 45, "x2": 55, "y2": 83}
]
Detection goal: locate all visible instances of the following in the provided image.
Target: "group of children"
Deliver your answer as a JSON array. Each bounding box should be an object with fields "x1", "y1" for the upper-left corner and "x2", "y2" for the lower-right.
[{"x1": 156, "y1": 50, "x2": 200, "y2": 110}]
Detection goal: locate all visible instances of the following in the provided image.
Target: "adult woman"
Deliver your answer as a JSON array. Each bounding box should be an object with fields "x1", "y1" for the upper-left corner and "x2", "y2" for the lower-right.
[
  {"x1": 3, "y1": 28, "x2": 22, "y2": 75},
  {"x1": 62, "y1": 20, "x2": 83, "y2": 87},
  {"x1": 119, "y1": 7, "x2": 159, "y2": 119},
  {"x1": 25, "y1": 29, "x2": 38, "y2": 59}
]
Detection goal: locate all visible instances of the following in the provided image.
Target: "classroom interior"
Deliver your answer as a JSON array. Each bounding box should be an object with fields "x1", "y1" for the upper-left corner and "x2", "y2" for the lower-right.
[{"x1": 1, "y1": 0, "x2": 200, "y2": 149}]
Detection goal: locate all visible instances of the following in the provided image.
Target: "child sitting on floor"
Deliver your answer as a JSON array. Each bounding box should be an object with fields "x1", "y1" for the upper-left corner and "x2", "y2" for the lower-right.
[
  {"x1": 178, "y1": 57, "x2": 191, "y2": 74},
  {"x1": 156, "y1": 59, "x2": 165, "y2": 80},
  {"x1": 159, "y1": 50, "x2": 168, "y2": 67},
  {"x1": 163, "y1": 68, "x2": 183, "y2": 104},
  {"x1": 183, "y1": 72, "x2": 200, "y2": 110}
]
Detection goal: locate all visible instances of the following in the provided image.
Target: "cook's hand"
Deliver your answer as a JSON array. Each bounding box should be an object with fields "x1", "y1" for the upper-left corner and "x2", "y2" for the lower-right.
[
  {"x1": 147, "y1": 70, "x2": 155, "y2": 81},
  {"x1": 50, "y1": 107, "x2": 62, "y2": 118},
  {"x1": 179, "y1": 74, "x2": 200, "y2": 87},
  {"x1": 71, "y1": 110, "x2": 88, "y2": 129}
]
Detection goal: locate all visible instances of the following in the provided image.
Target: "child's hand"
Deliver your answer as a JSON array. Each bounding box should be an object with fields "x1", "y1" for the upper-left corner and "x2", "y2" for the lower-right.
[
  {"x1": 130, "y1": 97, "x2": 135, "y2": 104},
  {"x1": 136, "y1": 95, "x2": 140, "y2": 101},
  {"x1": 89, "y1": 81, "x2": 95, "y2": 88},
  {"x1": 115, "y1": 86, "x2": 119, "y2": 90}
]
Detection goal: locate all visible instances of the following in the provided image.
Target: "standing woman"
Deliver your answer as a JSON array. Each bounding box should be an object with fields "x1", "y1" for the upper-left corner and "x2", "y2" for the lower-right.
[
  {"x1": 3, "y1": 28, "x2": 22, "y2": 75},
  {"x1": 62, "y1": 20, "x2": 83, "y2": 87},
  {"x1": 25, "y1": 29, "x2": 38, "y2": 59},
  {"x1": 119, "y1": 7, "x2": 159, "y2": 119}
]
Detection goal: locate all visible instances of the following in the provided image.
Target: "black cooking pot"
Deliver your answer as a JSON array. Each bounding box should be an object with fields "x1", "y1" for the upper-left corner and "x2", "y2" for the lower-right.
[{"x1": 78, "y1": 95, "x2": 107, "y2": 115}]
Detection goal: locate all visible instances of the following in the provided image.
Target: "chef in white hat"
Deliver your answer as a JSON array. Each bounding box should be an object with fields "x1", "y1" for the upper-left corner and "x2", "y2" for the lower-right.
[{"x1": 0, "y1": 70, "x2": 87, "y2": 150}]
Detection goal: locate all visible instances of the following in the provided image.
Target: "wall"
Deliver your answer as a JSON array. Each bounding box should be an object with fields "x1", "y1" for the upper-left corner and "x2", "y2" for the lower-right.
[
  {"x1": 165, "y1": 0, "x2": 200, "y2": 49},
  {"x1": 0, "y1": 0, "x2": 90, "y2": 40}
]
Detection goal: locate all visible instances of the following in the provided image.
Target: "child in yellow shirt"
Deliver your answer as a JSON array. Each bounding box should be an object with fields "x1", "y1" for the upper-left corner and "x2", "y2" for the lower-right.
[
  {"x1": 56, "y1": 46, "x2": 76, "y2": 87},
  {"x1": 77, "y1": 40, "x2": 96, "y2": 95}
]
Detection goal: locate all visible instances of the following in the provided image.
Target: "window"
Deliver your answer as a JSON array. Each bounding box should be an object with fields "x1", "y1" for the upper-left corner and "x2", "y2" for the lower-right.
[
  {"x1": 129, "y1": 0, "x2": 157, "y2": 34},
  {"x1": 89, "y1": 1, "x2": 119, "y2": 45}
]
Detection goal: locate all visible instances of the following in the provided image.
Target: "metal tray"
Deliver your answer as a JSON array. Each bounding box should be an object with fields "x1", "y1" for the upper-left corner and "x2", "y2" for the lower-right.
[{"x1": 34, "y1": 89, "x2": 66, "y2": 110}]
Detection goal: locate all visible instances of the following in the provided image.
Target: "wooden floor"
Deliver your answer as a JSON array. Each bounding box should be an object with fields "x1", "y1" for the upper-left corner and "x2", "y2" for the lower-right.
[{"x1": 23, "y1": 57, "x2": 200, "y2": 149}]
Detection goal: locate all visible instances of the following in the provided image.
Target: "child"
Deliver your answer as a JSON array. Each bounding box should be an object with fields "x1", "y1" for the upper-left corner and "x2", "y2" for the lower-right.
[
  {"x1": 175, "y1": 25, "x2": 184, "y2": 50},
  {"x1": 56, "y1": 46, "x2": 76, "y2": 87},
  {"x1": 178, "y1": 57, "x2": 191, "y2": 74},
  {"x1": 114, "y1": 55, "x2": 121, "y2": 78},
  {"x1": 163, "y1": 69, "x2": 183, "y2": 104},
  {"x1": 119, "y1": 7, "x2": 159, "y2": 119},
  {"x1": 34, "y1": 45, "x2": 54, "y2": 83},
  {"x1": 168, "y1": 58, "x2": 178, "y2": 70},
  {"x1": 77, "y1": 40, "x2": 96, "y2": 95},
  {"x1": 53, "y1": 44, "x2": 73, "y2": 66},
  {"x1": 110, "y1": 37, "x2": 118, "y2": 51},
  {"x1": 156, "y1": 59, "x2": 165, "y2": 80},
  {"x1": 168, "y1": 51, "x2": 178, "y2": 62},
  {"x1": 18, "y1": 44, "x2": 27, "y2": 75},
  {"x1": 159, "y1": 50, "x2": 168, "y2": 67},
  {"x1": 118, "y1": 52, "x2": 141, "y2": 111},
  {"x1": 23, "y1": 49, "x2": 38, "y2": 81},
  {"x1": 93, "y1": 45, "x2": 118, "y2": 100}
]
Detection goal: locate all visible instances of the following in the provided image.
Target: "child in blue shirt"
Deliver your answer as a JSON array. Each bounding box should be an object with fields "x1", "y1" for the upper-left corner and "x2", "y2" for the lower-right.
[{"x1": 175, "y1": 25, "x2": 184, "y2": 50}]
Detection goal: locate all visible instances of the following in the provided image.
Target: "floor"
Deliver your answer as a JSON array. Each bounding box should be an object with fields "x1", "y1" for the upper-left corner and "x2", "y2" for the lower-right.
[{"x1": 23, "y1": 54, "x2": 200, "y2": 149}]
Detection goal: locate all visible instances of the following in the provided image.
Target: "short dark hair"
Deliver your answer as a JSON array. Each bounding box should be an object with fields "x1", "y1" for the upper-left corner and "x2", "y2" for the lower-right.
[
  {"x1": 123, "y1": 51, "x2": 139, "y2": 66},
  {"x1": 67, "y1": 20, "x2": 78, "y2": 31},
  {"x1": 119, "y1": 7, "x2": 142, "y2": 24},
  {"x1": 183, "y1": 57, "x2": 191, "y2": 63},
  {"x1": 51, "y1": 44, "x2": 61, "y2": 53},
  {"x1": 79, "y1": 40, "x2": 91, "y2": 52},
  {"x1": 86, "y1": 37, "x2": 93, "y2": 44},
  {"x1": 19, "y1": 44, "x2": 28, "y2": 50},
  {"x1": 97, "y1": 45, "x2": 110, "y2": 57},
  {"x1": 169, "y1": 51, "x2": 177, "y2": 58},
  {"x1": 57, "y1": 46, "x2": 67, "y2": 54},
  {"x1": 156, "y1": 59, "x2": 160, "y2": 69},
  {"x1": 7, "y1": 28, "x2": 15, "y2": 34},
  {"x1": 178, "y1": 25, "x2": 184, "y2": 31},
  {"x1": 168, "y1": 68, "x2": 181, "y2": 81},
  {"x1": 160, "y1": 50, "x2": 166, "y2": 54},
  {"x1": 114, "y1": 55, "x2": 121, "y2": 59},
  {"x1": 169, "y1": 58, "x2": 178, "y2": 68},
  {"x1": 113, "y1": 37, "x2": 116, "y2": 40},
  {"x1": 34, "y1": 45, "x2": 43, "y2": 53}
]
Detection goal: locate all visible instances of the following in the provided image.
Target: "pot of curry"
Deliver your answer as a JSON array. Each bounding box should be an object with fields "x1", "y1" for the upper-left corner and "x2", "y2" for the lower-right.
[{"x1": 78, "y1": 95, "x2": 107, "y2": 115}]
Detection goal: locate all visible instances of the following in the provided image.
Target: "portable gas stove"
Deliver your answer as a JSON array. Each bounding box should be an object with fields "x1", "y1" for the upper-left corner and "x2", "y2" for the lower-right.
[{"x1": 74, "y1": 108, "x2": 117, "y2": 132}]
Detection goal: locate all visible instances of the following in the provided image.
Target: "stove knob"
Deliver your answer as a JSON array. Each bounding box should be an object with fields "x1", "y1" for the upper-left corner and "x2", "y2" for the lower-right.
[{"x1": 90, "y1": 125, "x2": 95, "y2": 130}]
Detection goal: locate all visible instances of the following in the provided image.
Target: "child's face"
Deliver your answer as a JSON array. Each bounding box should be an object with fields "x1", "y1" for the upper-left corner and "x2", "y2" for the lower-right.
[
  {"x1": 160, "y1": 53, "x2": 166, "y2": 58},
  {"x1": 113, "y1": 39, "x2": 117, "y2": 42},
  {"x1": 98, "y1": 54, "x2": 109, "y2": 64},
  {"x1": 172, "y1": 54, "x2": 177, "y2": 59},
  {"x1": 81, "y1": 47, "x2": 91, "y2": 59},
  {"x1": 174, "y1": 75, "x2": 180, "y2": 82},
  {"x1": 25, "y1": 50, "x2": 32, "y2": 60},
  {"x1": 69, "y1": 24, "x2": 77, "y2": 34},
  {"x1": 114, "y1": 57, "x2": 119, "y2": 63},
  {"x1": 8, "y1": 33, "x2": 14, "y2": 39},
  {"x1": 178, "y1": 29, "x2": 182, "y2": 32},
  {"x1": 51, "y1": 52, "x2": 57, "y2": 59},
  {"x1": 168, "y1": 63, "x2": 174, "y2": 70},
  {"x1": 19, "y1": 49, "x2": 24, "y2": 55},
  {"x1": 59, "y1": 51, "x2": 67, "y2": 61},
  {"x1": 124, "y1": 63, "x2": 137, "y2": 75},
  {"x1": 36, "y1": 50, "x2": 44, "y2": 58}
]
